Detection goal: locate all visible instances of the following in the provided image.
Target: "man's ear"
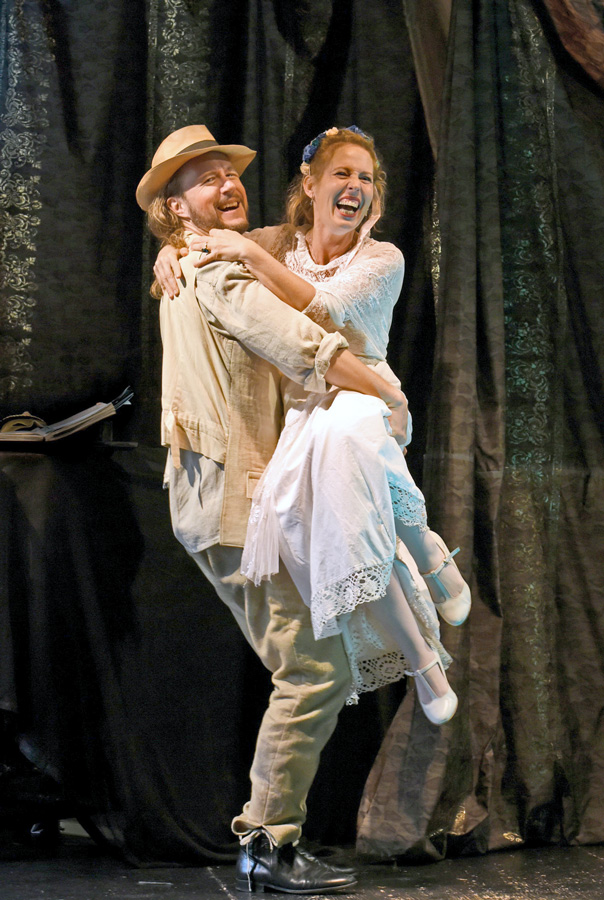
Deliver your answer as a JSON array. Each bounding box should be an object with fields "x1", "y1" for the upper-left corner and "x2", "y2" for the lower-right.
[{"x1": 166, "y1": 195, "x2": 186, "y2": 217}]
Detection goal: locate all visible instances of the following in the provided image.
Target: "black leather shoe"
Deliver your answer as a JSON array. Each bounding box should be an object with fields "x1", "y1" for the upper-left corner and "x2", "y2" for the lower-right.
[
  {"x1": 295, "y1": 841, "x2": 356, "y2": 875},
  {"x1": 236, "y1": 834, "x2": 357, "y2": 893}
]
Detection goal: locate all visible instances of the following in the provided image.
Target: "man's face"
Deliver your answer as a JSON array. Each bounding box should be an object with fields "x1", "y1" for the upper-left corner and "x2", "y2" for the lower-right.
[{"x1": 167, "y1": 153, "x2": 249, "y2": 233}]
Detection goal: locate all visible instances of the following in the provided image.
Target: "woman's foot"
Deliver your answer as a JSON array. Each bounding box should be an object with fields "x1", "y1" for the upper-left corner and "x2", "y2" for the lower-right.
[
  {"x1": 421, "y1": 532, "x2": 471, "y2": 626},
  {"x1": 405, "y1": 653, "x2": 458, "y2": 725}
]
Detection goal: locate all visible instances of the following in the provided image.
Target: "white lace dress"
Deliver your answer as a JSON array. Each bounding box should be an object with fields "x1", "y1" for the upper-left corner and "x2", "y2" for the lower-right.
[{"x1": 241, "y1": 229, "x2": 449, "y2": 702}]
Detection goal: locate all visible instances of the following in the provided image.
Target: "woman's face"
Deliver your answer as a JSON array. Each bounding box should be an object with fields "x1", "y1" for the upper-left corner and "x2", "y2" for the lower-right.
[{"x1": 306, "y1": 143, "x2": 375, "y2": 236}]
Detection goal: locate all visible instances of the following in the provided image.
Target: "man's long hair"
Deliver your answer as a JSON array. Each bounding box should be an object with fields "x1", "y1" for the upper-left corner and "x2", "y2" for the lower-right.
[{"x1": 146, "y1": 172, "x2": 188, "y2": 299}]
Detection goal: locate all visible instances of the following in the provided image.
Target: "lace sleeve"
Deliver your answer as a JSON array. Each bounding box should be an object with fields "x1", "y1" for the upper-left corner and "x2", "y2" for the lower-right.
[
  {"x1": 316, "y1": 242, "x2": 404, "y2": 328},
  {"x1": 301, "y1": 294, "x2": 334, "y2": 330}
]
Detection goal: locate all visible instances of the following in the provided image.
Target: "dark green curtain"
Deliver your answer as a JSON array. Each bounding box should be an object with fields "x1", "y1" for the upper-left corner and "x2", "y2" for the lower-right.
[
  {"x1": 358, "y1": 0, "x2": 604, "y2": 858},
  {"x1": 140, "y1": 0, "x2": 435, "y2": 452},
  {"x1": 2, "y1": 0, "x2": 602, "y2": 868}
]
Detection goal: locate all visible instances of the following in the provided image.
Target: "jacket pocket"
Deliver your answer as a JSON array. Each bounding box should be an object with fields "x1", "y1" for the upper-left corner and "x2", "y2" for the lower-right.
[{"x1": 246, "y1": 470, "x2": 263, "y2": 499}]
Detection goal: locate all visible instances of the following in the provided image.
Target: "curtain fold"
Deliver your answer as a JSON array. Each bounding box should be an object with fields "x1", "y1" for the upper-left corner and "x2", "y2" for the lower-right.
[
  {"x1": 2, "y1": 0, "x2": 603, "y2": 867},
  {"x1": 1, "y1": 0, "x2": 434, "y2": 863},
  {"x1": 358, "y1": 0, "x2": 604, "y2": 858},
  {"x1": 401, "y1": 0, "x2": 451, "y2": 156},
  {"x1": 0, "y1": 0, "x2": 147, "y2": 424}
]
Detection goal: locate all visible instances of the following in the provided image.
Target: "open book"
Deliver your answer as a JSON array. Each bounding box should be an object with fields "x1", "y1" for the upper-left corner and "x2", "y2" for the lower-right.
[{"x1": 0, "y1": 387, "x2": 134, "y2": 442}]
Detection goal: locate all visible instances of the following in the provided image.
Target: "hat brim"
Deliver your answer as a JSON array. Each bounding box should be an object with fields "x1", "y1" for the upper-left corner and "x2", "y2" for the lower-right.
[{"x1": 136, "y1": 143, "x2": 256, "y2": 210}]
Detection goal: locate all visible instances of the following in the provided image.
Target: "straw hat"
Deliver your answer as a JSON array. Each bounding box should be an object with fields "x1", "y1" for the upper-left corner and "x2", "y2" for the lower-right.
[{"x1": 136, "y1": 125, "x2": 256, "y2": 210}]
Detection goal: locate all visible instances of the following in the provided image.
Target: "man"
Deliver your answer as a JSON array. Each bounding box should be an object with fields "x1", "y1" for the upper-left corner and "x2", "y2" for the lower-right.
[{"x1": 136, "y1": 125, "x2": 407, "y2": 893}]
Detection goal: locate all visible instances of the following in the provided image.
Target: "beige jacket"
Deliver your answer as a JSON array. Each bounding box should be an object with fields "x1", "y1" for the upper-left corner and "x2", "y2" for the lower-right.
[{"x1": 160, "y1": 247, "x2": 348, "y2": 547}]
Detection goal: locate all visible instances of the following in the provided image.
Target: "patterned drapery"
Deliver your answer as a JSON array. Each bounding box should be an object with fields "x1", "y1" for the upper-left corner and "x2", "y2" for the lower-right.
[
  {"x1": 0, "y1": 0, "x2": 433, "y2": 862},
  {"x1": 358, "y1": 0, "x2": 604, "y2": 857},
  {"x1": 0, "y1": 0, "x2": 147, "y2": 424},
  {"x1": 1, "y1": 0, "x2": 603, "y2": 866}
]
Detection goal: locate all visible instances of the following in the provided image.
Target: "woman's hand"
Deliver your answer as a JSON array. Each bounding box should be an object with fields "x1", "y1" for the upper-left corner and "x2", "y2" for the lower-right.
[
  {"x1": 190, "y1": 229, "x2": 257, "y2": 268},
  {"x1": 154, "y1": 245, "x2": 189, "y2": 299},
  {"x1": 385, "y1": 391, "x2": 409, "y2": 447}
]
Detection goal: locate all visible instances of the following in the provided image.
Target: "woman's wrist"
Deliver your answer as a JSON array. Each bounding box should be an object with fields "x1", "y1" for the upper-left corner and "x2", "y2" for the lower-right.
[
  {"x1": 380, "y1": 386, "x2": 407, "y2": 410},
  {"x1": 240, "y1": 240, "x2": 268, "y2": 274}
]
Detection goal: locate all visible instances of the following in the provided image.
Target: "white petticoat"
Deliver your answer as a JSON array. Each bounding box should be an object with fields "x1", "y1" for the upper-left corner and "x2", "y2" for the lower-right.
[{"x1": 241, "y1": 389, "x2": 450, "y2": 702}]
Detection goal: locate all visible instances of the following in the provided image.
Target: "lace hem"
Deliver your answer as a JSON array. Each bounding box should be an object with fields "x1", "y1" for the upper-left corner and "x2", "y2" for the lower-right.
[
  {"x1": 344, "y1": 637, "x2": 452, "y2": 706},
  {"x1": 345, "y1": 651, "x2": 409, "y2": 705},
  {"x1": 341, "y1": 555, "x2": 453, "y2": 704},
  {"x1": 311, "y1": 559, "x2": 393, "y2": 641},
  {"x1": 389, "y1": 481, "x2": 428, "y2": 529}
]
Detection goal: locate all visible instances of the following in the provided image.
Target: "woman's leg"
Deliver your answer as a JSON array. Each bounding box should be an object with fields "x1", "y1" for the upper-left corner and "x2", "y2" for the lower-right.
[
  {"x1": 371, "y1": 564, "x2": 456, "y2": 723},
  {"x1": 394, "y1": 522, "x2": 471, "y2": 626},
  {"x1": 394, "y1": 523, "x2": 464, "y2": 595}
]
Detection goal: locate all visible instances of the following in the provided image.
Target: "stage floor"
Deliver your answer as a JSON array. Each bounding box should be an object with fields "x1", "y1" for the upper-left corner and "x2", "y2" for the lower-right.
[{"x1": 1, "y1": 828, "x2": 603, "y2": 900}]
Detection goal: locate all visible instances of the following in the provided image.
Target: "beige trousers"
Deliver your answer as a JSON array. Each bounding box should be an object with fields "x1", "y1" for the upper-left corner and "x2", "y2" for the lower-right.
[{"x1": 189, "y1": 543, "x2": 352, "y2": 847}]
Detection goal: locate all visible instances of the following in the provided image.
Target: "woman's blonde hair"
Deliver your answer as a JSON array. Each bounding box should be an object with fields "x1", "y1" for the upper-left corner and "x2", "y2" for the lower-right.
[
  {"x1": 286, "y1": 127, "x2": 386, "y2": 229},
  {"x1": 146, "y1": 171, "x2": 188, "y2": 298}
]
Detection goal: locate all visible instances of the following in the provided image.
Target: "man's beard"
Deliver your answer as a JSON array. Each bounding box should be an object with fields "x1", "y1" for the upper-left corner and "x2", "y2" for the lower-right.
[{"x1": 188, "y1": 203, "x2": 249, "y2": 234}]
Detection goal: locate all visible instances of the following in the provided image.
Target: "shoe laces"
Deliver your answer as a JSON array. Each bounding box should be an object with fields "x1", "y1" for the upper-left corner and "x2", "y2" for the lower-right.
[{"x1": 245, "y1": 843, "x2": 252, "y2": 893}]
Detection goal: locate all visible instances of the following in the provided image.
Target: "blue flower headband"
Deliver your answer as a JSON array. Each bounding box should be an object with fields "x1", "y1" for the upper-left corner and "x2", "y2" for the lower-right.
[{"x1": 301, "y1": 125, "x2": 370, "y2": 170}]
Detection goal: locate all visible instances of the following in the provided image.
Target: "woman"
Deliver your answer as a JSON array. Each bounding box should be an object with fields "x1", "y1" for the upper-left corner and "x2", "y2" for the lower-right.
[{"x1": 155, "y1": 127, "x2": 470, "y2": 723}]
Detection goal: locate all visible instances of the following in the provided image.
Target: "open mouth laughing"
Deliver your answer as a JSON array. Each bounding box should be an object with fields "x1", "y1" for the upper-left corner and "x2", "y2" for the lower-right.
[
  {"x1": 335, "y1": 196, "x2": 362, "y2": 217},
  {"x1": 219, "y1": 199, "x2": 243, "y2": 215}
]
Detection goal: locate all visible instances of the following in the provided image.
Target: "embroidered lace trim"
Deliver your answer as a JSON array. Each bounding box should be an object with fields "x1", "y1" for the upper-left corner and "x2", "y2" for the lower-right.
[
  {"x1": 303, "y1": 294, "x2": 329, "y2": 322},
  {"x1": 288, "y1": 231, "x2": 361, "y2": 275},
  {"x1": 345, "y1": 650, "x2": 409, "y2": 706},
  {"x1": 311, "y1": 559, "x2": 393, "y2": 641},
  {"x1": 388, "y1": 481, "x2": 428, "y2": 529},
  {"x1": 284, "y1": 231, "x2": 404, "y2": 361},
  {"x1": 338, "y1": 552, "x2": 453, "y2": 704},
  {"x1": 341, "y1": 605, "x2": 408, "y2": 705}
]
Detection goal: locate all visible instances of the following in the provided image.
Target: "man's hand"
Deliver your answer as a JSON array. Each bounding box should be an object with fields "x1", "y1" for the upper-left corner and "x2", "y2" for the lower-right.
[
  {"x1": 190, "y1": 229, "x2": 256, "y2": 268},
  {"x1": 154, "y1": 245, "x2": 188, "y2": 298}
]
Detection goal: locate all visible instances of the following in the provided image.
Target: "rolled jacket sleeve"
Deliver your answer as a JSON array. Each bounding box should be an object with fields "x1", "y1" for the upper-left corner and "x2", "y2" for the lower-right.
[{"x1": 197, "y1": 258, "x2": 349, "y2": 393}]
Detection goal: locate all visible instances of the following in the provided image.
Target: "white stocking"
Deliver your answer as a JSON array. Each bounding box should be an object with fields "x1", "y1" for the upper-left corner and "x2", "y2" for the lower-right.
[
  {"x1": 395, "y1": 522, "x2": 465, "y2": 600},
  {"x1": 371, "y1": 563, "x2": 449, "y2": 699}
]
